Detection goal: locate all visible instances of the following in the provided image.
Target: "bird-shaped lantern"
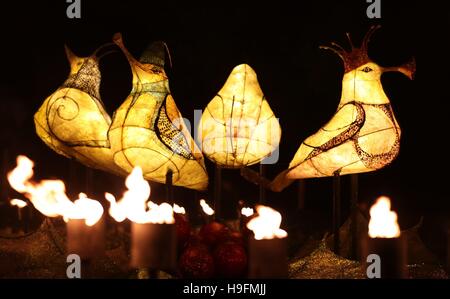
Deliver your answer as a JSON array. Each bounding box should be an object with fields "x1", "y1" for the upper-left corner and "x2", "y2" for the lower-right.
[
  {"x1": 198, "y1": 64, "x2": 281, "y2": 168},
  {"x1": 109, "y1": 33, "x2": 208, "y2": 191},
  {"x1": 35, "y1": 34, "x2": 208, "y2": 191},
  {"x1": 34, "y1": 45, "x2": 126, "y2": 176},
  {"x1": 270, "y1": 26, "x2": 415, "y2": 191}
]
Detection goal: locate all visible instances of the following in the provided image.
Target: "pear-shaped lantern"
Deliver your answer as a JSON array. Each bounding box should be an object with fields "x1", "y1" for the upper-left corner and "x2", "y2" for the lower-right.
[{"x1": 198, "y1": 64, "x2": 281, "y2": 168}]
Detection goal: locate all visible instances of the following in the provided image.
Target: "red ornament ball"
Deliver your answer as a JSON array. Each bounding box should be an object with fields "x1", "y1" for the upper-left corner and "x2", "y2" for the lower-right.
[
  {"x1": 213, "y1": 241, "x2": 248, "y2": 278},
  {"x1": 179, "y1": 244, "x2": 215, "y2": 278},
  {"x1": 199, "y1": 221, "x2": 229, "y2": 248}
]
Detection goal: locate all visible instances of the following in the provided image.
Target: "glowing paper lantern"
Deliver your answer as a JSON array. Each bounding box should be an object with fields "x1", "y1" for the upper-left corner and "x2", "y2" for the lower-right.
[
  {"x1": 287, "y1": 26, "x2": 415, "y2": 179},
  {"x1": 34, "y1": 46, "x2": 125, "y2": 176},
  {"x1": 198, "y1": 64, "x2": 281, "y2": 168},
  {"x1": 109, "y1": 33, "x2": 208, "y2": 191}
]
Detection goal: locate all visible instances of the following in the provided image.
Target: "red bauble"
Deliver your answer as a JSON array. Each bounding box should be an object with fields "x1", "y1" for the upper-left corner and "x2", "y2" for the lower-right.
[
  {"x1": 179, "y1": 243, "x2": 215, "y2": 278},
  {"x1": 199, "y1": 221, "x2": 229, "y2": 248},
  {"x1": 224, "y1": 230, "x2": 245, "y2": 247},
  {"x1": 174, "y1": 213, "x2": 191, "y2": 249},
  {"x1": 213, "y1": 241, "x2": 248, "y2": 278}
]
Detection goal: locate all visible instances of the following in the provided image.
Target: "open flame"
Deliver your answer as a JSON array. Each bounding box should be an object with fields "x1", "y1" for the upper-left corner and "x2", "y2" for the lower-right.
[
  {"x1": 7, "y1": 155, "x2": 103, "y2": 226},
  {"x1": 241, "y1": 207, "x2": 254, "y2": 217},
  {"x1": 368, "y1": 196, "x2": 400, "y2": 238},
  {"x1": 10, "y1": 199, "x2": 27, "y2": 208},
  {"x1": 246, "y1": 205, "x2": 287, "y2": 240},
  {"x1": 200, "y1": 199, "x2": 214, "y2": 216},
  {"x1": 105, "y1": 167, "x2": 174, "y2": 224},
  {"x1": 173, "y1": 203, "x2": 186, "y2": 214}
]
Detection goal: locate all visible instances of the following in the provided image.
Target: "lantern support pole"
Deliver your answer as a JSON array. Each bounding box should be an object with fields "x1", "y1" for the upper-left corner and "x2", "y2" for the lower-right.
[
  {"x1": 333, "y1": 171, "x2": 341, "y2": 254},
  {"x1": 165, "y1": 169, "x2": 173, "y2": 205},
  {"x1": 350, "y1": 174, "x2": 359, "y2": 259},
  {"x1": 259, "y1": 163, "x2": 266, "y2": 204},
  {"x1": 214, "y1": 165, "x2": 222, "y2": 221},
  {"x1": 297, "y1": 179, "x2": 306, "y2": 210}
]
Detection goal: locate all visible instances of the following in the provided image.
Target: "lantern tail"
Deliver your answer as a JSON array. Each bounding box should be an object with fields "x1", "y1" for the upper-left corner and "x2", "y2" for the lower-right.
[{"x1": 268, "y1": 170, "x2": 295, "y2": 192}]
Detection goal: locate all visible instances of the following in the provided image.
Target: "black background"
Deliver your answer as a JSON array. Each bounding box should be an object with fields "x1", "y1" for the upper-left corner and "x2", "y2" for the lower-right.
[{"x1": 1, "y1": 1, "x2": 449, "y2": 258}]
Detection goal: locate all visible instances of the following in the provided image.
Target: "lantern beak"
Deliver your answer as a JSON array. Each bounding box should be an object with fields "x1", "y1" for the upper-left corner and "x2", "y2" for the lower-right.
[{"x1": 383, "y1": 57, "x2": 416, "y2": 80}]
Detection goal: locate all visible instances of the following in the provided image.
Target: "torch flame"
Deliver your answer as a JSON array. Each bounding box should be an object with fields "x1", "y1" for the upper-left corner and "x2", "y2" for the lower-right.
[
  {"x1": 173, "y1": 203, "x2": 186, "y2": 214},
  {"x1": 200, "y1": 199, "x2": 214, "y2": 216},
  {"x1": 247, "y1": 205, "x2": 287, "y2": 240},
  {"x1": 10, "y1": 199, "x2": 27, "y2": 208},
  {"x1": 241, "y1": 207, "x2": 254, "y2": 217},
  {"x1": 105, "y1": 167, "x2": 174, "y2": 224},
  {"x1": 7, "y1": 155, "x2": 103, "y2": 226},
  {"x1": 368, "y1": 196, "x2": 401, "y2": 238}
]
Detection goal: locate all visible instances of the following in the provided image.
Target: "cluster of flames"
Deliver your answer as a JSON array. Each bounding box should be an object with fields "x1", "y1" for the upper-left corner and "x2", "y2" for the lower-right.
[{"x1": 6, "y1": 155, "x2": 399, "y2": 238}]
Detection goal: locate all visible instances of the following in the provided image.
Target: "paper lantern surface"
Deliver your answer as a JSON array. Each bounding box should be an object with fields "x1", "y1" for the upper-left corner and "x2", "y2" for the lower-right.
[
  {"x1": 109, "y1": 33, "x2": 208, "y2": 191},
  {"x1": 199, "y1": 64, "x2": 281, "y2": 168},
  {"x1": 34, "y1": 46, "x2": 125, "y2": 176},
  {"x1": 287, "y1": 26, "x2": 415, "y2": 179}
]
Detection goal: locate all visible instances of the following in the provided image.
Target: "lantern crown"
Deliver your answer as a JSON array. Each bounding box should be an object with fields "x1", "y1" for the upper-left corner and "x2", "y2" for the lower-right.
[{"x1": 320, "y1": 25, "x2": 381, "y2": 73}]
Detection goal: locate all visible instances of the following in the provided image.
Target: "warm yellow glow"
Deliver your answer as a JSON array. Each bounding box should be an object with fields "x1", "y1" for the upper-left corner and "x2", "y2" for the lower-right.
[
  {"x1": 199, "y1": 199, "x2": 214, "y2": 216},
  {"x1": 10, "y1": 199, "x2": 27, "y2": 208},
  {"x1": 7, "y1": 155, "x2": 104, "y2": 226},
  {"x1": 198, "y1": 64, "x2": 281, "y2": 168},
  {"x1": 284, "y1": 28, "x2": 413, "y2": 180},
  {"x1": 246, "y1": 205, "x2": 287, "y2": 240},
  {"x1": 34, "y1": 46, "x2": 125, "y2": 177},
  {"x1": 108, "y1": 33, "x2": 208, "y2": 191},
  {"x1": 368, "y1": 196, "x2": 400, "y2": 238},
  {"x1": 63, "y1": 193, "x2": 104, "y2": 226},
  {"x1": 241, "y1": 207, "x2": 254, "y2": 217},
  {"x1": 105, "y1": 166, "x2": 174, "y2": 224},
  {"x1": 173, "y1": 203, "x2": 186, "y2": 214}
]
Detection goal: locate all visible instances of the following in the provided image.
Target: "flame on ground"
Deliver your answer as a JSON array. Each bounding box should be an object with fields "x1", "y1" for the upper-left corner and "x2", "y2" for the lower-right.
[
  {"x1": 173, "y1": 203, "x2": 186, "y2": 214},
  {"x1": 105, "y1": 167, "x2": 174, "y2": 224},
  {"x1": 241, "y1": 207, "x2": 254, "y2": 217},
  {"x1": 368, "y1": 196, "x2": 401, "y2": 238},
  {"x1": 200, "y1": 199, "x2": 214, "y2": 216},
  {"x1": 246, "y1": 205, "x2": 287, "y2": 240},
  {"x1": 7, "y1": 155, "x2": 103, "y2": 226},
  {"x1": 10, "y1": 199, "x2": 27, "y2": 208}
]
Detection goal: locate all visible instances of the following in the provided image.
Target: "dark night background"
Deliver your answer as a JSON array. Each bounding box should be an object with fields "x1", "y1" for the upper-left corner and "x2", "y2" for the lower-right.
[{"x1": 0, "y1": 1, "x2": 449, "y2": 259}]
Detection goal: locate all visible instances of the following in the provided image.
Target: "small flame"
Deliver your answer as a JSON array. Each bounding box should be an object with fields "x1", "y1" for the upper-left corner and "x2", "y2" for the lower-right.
[
  {"x1": 173, "y1": 203, "x2": 186, "y2": 214},
  {"x1": 10, "y1": 199, "x2": 27, "y2": 208},
  {"x1": 7, "y1": 155, "x2": 103, "y2": 226},
  {"x1": 241, "y1": 207, "x2": 254, "y2": 217},
  {"x1": 63, "y1": 193, "x2": 104, "y2": 226},
  {"x1": 368, "y1": 196, "x2": 401, "y2": 238},
  {"x1": 247, "y1": 205, "x2": 287, "y2": 240},
  {"x1": 105, "y1": 167, "x2": 174, "y2": 224},
  {"x1": 200, "y1": 199, "x2": 214, "y2": 216}
]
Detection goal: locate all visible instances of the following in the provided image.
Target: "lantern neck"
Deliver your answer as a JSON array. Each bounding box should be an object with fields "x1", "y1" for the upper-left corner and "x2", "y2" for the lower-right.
[{"x1": 339, "y1": 71, "x2": 390, "y2": 106}]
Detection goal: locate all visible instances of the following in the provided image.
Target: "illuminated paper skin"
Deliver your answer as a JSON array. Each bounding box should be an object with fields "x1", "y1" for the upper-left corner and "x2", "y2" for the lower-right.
[
  {"x1": 109, "y1": 33, "x2": 208, "y2": 191},
  {"x1": 199, "y1": 64, "x2": 281, "y2": 168},
  {"x1": 34, "y1": 46, "x2": 125, "y2": 176},
  {"x1": 286, "y1": 26, "x2": 414, "y2": 179}
]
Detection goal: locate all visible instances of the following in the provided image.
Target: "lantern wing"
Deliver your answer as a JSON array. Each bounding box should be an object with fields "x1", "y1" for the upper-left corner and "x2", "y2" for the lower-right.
[
  {"x1": 287, "y1": 102, "x2": 365, "y2": 178},
  {"x1": 34, "y1": 46, "x2": 125, "y2": 176},
  {"x1": 109, "y1": 33, "x2": 208, "y2": 191}
]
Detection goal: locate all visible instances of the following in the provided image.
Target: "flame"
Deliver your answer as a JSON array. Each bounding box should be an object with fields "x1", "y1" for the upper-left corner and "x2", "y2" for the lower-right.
[
  {"x1": 63, "y1": 193, "x2": 104, "y2": 226},
  {"x1": 7, "y1": 155, "x2": 103, "y2": 226},
  {"x1": 173, "y1": 203, "x2": 186, "y2": 214},
  {"x1": 246, "y1": 205, "x2": 287, "y2": 240},
  {"x1": 10, "y1": 199, "x2": 27, "y2": 208},
  {"x1": 368, "y1": 196, "x2": 401, "y2": 238},
  {"x1": 241, "y1": 207, "x2": 254, "y2": 217},
  {"x1": 200, "y1": 199, "x2": 214, "y2": 216},
  {"x1": 105, "y1": 167, "x2": 174, "y2": 224}
]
